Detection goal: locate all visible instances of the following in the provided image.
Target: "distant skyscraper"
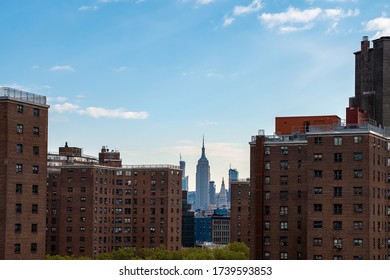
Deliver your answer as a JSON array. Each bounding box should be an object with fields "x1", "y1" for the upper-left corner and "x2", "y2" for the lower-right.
[
  {"x1": 217, "y1": 178, "x2": 228, "y2": 209},
  {"x1": 228, "y1": 168, "x2": 239, "y2": 206},
  {"x1": 209, "y1": 181, "x2": 216, "y2": 205},
  {"x1": 195, "y1": 137, "x2": 210, "y2": 210},
  {"x1": 180, "y1": 154, "x2": 189, "y2": 191}
]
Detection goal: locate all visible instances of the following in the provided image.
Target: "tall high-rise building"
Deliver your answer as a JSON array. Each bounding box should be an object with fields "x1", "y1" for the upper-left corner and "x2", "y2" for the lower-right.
[
  {"x1": 180, "y1": 155, "x2": 189, "y2": 191},
  {"x1": 228, "y1": 168, "x2": 239, "y2": 206},
  {"x1": 195, "y1": 137, "x2": 210, "y2": 210},
  {"x1": 350, "y1": 36, "x2": 390, "y2": 127},
  {"x1": 0, "y1": 87, "x2": 49, "y2": 260},
  {"x1": 209, "y1": 181, "x2": 216, "y2": 206}
]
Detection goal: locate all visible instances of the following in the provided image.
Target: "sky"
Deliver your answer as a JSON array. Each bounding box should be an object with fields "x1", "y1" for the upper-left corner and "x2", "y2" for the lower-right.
[{"x1": 1, "y1": 0, "x2": 390, "y2": 192}]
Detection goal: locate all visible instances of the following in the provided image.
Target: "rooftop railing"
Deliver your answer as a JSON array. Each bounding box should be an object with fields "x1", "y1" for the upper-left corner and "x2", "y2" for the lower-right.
[{"x1": 0, "y1": 86, "x2": 47, "y2": 105}]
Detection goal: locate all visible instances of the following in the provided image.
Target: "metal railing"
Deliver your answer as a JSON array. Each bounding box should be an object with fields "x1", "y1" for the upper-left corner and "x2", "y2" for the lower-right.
[{"x1": 0, "y1": 86, "x2": 47, "y2": 105}]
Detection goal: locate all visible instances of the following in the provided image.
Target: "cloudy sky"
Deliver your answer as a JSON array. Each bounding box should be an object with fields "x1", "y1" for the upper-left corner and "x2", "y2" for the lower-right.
[{"x1": 1, "y1": 0, "x2": 390, "y2": 191}]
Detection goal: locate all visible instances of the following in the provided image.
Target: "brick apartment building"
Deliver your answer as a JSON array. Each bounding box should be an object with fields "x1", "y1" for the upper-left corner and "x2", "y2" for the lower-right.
[
  {"x1": 46, "y1": 145, "x2": 182, "y2": 258},
  {"x1": 0, "y1": 87, "x2": 49, "y2": 260},
  {"x1": 230, "y1": 179, "x2": 251, "y2": 248}
]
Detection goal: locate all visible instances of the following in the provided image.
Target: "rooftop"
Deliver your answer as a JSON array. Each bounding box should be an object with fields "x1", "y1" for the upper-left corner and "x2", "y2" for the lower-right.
[{"x1": 0, "y1": 86, "x2": 48, "y2": 106}]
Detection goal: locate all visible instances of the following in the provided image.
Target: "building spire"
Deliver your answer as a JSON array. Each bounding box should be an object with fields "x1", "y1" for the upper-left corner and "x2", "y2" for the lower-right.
[{"x1": 201, "y1": 135, "x2": 206, "y2": 158}]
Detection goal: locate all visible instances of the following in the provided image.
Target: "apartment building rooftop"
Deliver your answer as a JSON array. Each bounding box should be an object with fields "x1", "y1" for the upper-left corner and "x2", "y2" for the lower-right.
[{"x1": 0, "y1": 86, "x2": 48, "y2": 106}]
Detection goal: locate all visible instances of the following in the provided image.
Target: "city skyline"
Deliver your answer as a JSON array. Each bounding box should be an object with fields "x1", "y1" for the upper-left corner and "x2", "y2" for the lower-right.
[{"x1": 1, "y1": 0, "x2": 390, "y2": 190}]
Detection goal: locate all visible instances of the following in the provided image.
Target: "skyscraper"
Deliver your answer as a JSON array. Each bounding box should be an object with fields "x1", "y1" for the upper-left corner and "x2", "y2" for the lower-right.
[
  {"x1": 195, "y1": 137, "x2": 210, "y2": 210},
  {"x1": 217, "y1": 178, "x2": 228, "y2": 209},
  {"x1": 350, "y1": 36, "x2": 390, "y2": 127},
  {"x1": 0, "y1": 87, "x2": 49, "y2": 260},
  {"x1": 180, "y1": 154, "x2": 189, "y2": 191}
]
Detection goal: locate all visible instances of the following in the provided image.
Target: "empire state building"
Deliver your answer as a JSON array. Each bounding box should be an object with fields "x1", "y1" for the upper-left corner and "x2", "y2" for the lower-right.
[{"x1": 195, "y1": 137, "x2": 210, "y2": 210}]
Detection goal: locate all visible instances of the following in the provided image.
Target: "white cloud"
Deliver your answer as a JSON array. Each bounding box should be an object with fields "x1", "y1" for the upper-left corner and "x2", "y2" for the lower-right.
[
  {"x1": 196, "y1": 0, "x2": 214, "y2": 5},
  {"x1": 114, "y1": 66, "x2": 135, "y2": 72},
  {"x1": 223, "y1": 17, "x2": 235, "y2": 26},
  {"x1": 49, "y1": 65, "x2": 75, "y2": 72},
  {"x1": 365, "y1": 17, "x2": 390, "y2": 39},
  {"x1": 78, "y1": 6, "x2": 99, "y2": 11},
  {"x1": 50, "y1": 101, "x2": 149, "y2": 120},
  {"x1": 233, "y1": 0, "x2": 263, "y2": 16},
  {"x1": 47, "y1": 96, "x2": 68, "y2": 103},
  {"x1": 259, "y1": 7, "x2": 359, "y2": 33},
  {"x1": 31, "y1": 65, "x2": 39, "y2": 70},
  {"x1": 50, "y1": 103, "x2": 80, "y2": 113},
  {"x1": 206, "y1": 70, "x2": 223, "y2": 78},
  {"x1": 79, "y1": 107, "x2": 149, "y2": 119}
]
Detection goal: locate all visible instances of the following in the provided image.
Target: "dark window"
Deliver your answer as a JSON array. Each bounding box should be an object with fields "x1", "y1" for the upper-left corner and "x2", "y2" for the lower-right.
[
  {"x1": 334, "y1": 204, "x2": 342, "y2": 215},
  {"x1": 33, "y1": 146, "x2": 39, "y2": 156},
  {"x1": 17, "y1": 104, "x2": 24, "y2": 113},
  {"x1": 333, "y1": 221, "x2": 342, "y2": 231},
  {"x1": 31, "y1": 243, "x2": 37, "y2": 253},
  {"x1": 314, "y1": 187, "x2": 323, "y2": 195},
  {"x1": 280, "y1": 191, "x2": 288, "y2": 200},
  {"x1": 333, "y1": 187, "x2": 342, "y2": 197},
  {"x1": 16, "y1": 144, "x2": 23, "y2": 153},
  {"x1": 32, "y1": 165, "x2": 39, "y2": 174},
  {"x1": 16, "y1": 124, "x2": 23, "y2": 134},
  {"x1": 16, "y1": 184, "x2": 22, "y2": 194},
  {"x1": 353, "y1": 187, "x2": 363, "y2": 196},
  {"x1": 314, "y1": 137, "x2": 322, "y2": 144},
  {"x1": 31, "y1": 224, "x2": 38, "y2": 233},
  {"x1": 314, "y1": 170, "x2": 322, "y2": 178},
  {"x1": 314, "y1": 153, "x2": 323, "y2": 161},
  {"x1": 354, "y1": 153, "x2": 363, "y2": 161},
  {"x1": 16, "y1": 164, "x2": 23, "y2": 173},
  {"x1": 334, "y1": 153, "x2": 342, "y2": 163},
  {"x1": 14, "y1": 244, "x2": 21, "y2": 254},
  {"x1": 15, "y1": 203, "x2": 22, "y2": 213},
  {"x1": 313, "y1": 221, "x2": 323, "y2": 229},
  {"x1": 334, "y1": 170, "x2": 342, "y2": 180},
  {"x1": 354, "y1": 170, "x2": 363, "y2": 178},
  {"x1": 354, "y1": 204, "x2": 363, "y2": 213},
  {"x1": 15, "y1": 224, "x2": 21, "y2": 233},
  {"x1": 33, "y1": 108, "x2": 40, "y2": 117},
  {"x1": 32, "y1": 204, "x2": 38, "y2": 214},
  {"x1": 32, "y1": 185, "x2": 38, "y2": 194},
  {"x1": 314, "y1": 204, "x2": 322, "y2": 212}
]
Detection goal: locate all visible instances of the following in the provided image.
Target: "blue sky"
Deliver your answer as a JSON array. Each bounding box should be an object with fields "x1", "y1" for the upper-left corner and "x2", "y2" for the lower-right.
[{"x1": 1, "y1": 0, "x2": 390, "y2": 191}]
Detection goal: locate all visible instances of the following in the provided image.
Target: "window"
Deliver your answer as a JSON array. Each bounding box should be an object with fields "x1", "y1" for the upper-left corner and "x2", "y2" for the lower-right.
[
  {"x1": 264, "y1": 146, "x2": 271, "y2": 155},
  {"x1": 313, "y1": 238, "x2": 322, "y2": 246},
  {"x1": 333, "y1": 187, "x2": 342, "y2": 197},
  {"x1": 280, "y1": 221, "x2": 288, "y2": 230},
  {"x1": 33, "y1": 146, "x2": 39, "y2": 156},
  {"x1": 16, "y1": 164, "x2": 23, "y2": 173},
  {"x1": 14, "y1": 244, "x2": 21, "y2": 254},
  {"x1": 314, "y1": 204, "x2": 322, "y2": 212},
  {"x1": 334, "y1": 204, "x2": 342, "y2": 215},
  {"x1": 334, "y1": 137, "x2": 342, "y2": 146},
  {"x1": 15, "y1": 224, "x2": 21, "y2": 234},
  {"x1": 264, "y1": 206, "x2": 270, "y2": 215},
  {"x1": 281, "y1": 146, "x2": 288, "y2": 154},
  {"x1": 32, "y1": 185, "x2": 38, "y2": 194},
  {"x1": 16, "y1": 144, "x2": 23, "y2": 153},
  {"x1": 354, "y1": 170, "x2": 363, "y2": 178},
  {"x1": 33, "y1": 108, "x2": 40, "y2": 117},
  {"x1": 313, "y1": 221, "x2": 323, "y2": 229},
  {"x1": 334, "y1": 153, "x2": 342, "y2": 163},
  {"x1": 353, "y1": 221, "x2": 363, "y2": 230},
  {"x1": 280, "y1": 206, "x2": 288, "y2": 215},
  {"x1": 280, "y1": 191, "x2": 288, "y2": 200},
  {"x1": 314, "y1": 153, "x2": 323, "y2": 161},
  {"x1": 354, "y1": 136, "x2": 363, "y2": 143},
  {"x1": 280, "y1": 252, "x2": 288, "y2": 260},
  {"x1": 32, "y1": 165, "x2": 39, "y2": 174},
  {"x1": 334, "y1": 170, "x2": 342, "y2": 180},
  {"x1": 32, "y1": 204, "x2": 38, "y2": 214},
  {"x1": 265, "y1": 161, "x2": 271, "y2": 170},
  {"x1": 31, "y1": 224, "x2": 38, "y2": 233},
  {"x1": 264, "y1": 176, "x2": 271, "y2": 185},
  {"x1": 280, "y1": 161, "x2": 289, "y2": 170},
  {"x1": 354, "y1": 239, "x2": 363, "y2": 246},
  {"x1": 353, "y1": 187, "x2": 363, "y2": 196},
  {"x1": 314, "y1": 170, "x2": 322, "y2": 178},
  {"x1": 333, "y1": 221, "x2": 342, "y2": 231},
  {"x1": 16, "y1": 184, "x2": 22, "y2": 194},
  {"x1": 264, "y1": 221, "x2": 270, "y2": 230},
  {"x1": 333, "y1": 238, "x2": 342, "y2": 248},
  {"x1": 354, "y1": 204, "x2": 363, "y2": 213},
  {"x1": 280, "y1": 176, "x2": 288, "y2": 185},
  {"x1": 15, "y1": 203, "x2": 22, "y2": 213},
  {"x1": 33, "y1": 127, "x2": 39, "y2": 136},
  {"x1": 354, "y1": 153, "x2": 363, "y2": 161},
  {"x1": 17, "y1": 104, "x2": 24, "y2": 113},
  {"x1": 16, "y1": 124, "x2": 23, "y2": 134},
  {"x1": 314, "y1": 137, "x2": 322, "y2": 144},
  {"x1": 314, "y1": 187, "x2": 323, "y2": 195},
  {"x1": 265, "y1": 192, "x2": 270, "y2": 200}
]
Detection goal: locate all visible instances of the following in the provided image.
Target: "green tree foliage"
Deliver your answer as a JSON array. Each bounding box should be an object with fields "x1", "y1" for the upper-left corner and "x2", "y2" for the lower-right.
[{"x1": 46, "y1": 242, "x2": 250, "y2": 260}]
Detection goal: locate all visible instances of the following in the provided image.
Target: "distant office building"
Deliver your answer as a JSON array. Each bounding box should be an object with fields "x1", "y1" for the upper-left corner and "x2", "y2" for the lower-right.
[
  {"x1": 182, "y1": 191, "x2": 195, "y2": 247},
  {"x1": 228, "y1": 168, "x2": 239, "y2": 206},
  {"x1": 194, "y1": 216, "x2": 212, "y2": 245},
  {"x1": 195, "y1": 137, "x2": 210, "y2": 210},
  {"x1": 0, "y1": 87, "x2": 49, "y2": 260},
  {"x1": 217, "y1": 178, "x2": 228, "y2": 209},
  {"x1": 209, "y1": 181, "x2": 216, "y2": 206},
  {"x1": 230, "y1": 179, "x2": 251, "y2": 248},
  {"x1": 211, "y1": 214, "x2": 230, "y2": 246},
  {"x1": 46, "y1": 145, "x2": 182, "y2": 258},
  {"x1": 187, "y1": 191, "x2": 196, "y2": 208},
  {"x1": 180, "y1": 155, "x2": 189, "y2": 191}
]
